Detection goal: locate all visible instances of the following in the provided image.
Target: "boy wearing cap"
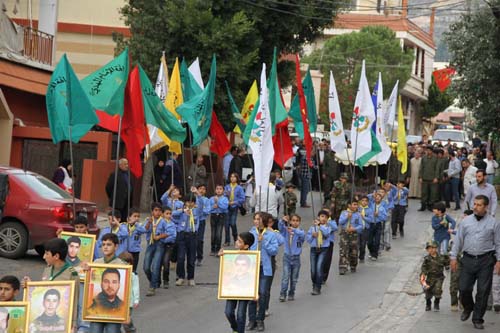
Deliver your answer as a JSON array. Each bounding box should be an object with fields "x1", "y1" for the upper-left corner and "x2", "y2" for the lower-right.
[
  {"x1": 420, "y1": 240, "x2": 449, "y2": 311},
  {"x1": 331, "y1": 173, "x2": 351, "y2": 221},
  {"x1": 283, "y1": 184, "x2": 298, "y2": 216}
]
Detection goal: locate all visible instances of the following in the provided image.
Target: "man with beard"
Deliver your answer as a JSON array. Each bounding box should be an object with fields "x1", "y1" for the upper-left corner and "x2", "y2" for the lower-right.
[
  {"x1": 88, "y1": 268, "x2": 125, "y2": 315},
  {"x1": 31, "y1": 289, "x2": 65, "y2": 333},
  {"x1": 464, "y1": 170, "x2": 497, "y2": 216}
]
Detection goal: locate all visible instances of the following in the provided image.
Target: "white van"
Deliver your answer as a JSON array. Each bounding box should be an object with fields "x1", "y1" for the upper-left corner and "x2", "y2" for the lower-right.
[{"x1": 431, "y1": 129, "x2": 470, "y2": 148}]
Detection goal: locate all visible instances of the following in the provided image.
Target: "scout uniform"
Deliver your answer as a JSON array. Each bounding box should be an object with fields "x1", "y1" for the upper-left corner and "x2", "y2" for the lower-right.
[
  {"x1": 338, "y1": 209, "x2": 363, "y2": 274},
  {"x1": 421, "y1": 241, "x2": 449, "y2": 311}
]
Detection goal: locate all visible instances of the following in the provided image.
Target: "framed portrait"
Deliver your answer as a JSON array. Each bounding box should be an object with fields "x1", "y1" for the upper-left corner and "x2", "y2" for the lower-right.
[
  {"x1": 59, "y1": 232, "x2": 96, "y2": 280},
  {"x1": 0, "y1": 302, "x2": 29, "y2": 333},
  {"x1": 218, "y1": 250, "x2": 260, "y2": 300},
  {"x1": 23, "y1": 281, "x2": 76, "y2": 333},
  {"x1": 82, "y1": 263, "x2": 132, "y2": 323}
]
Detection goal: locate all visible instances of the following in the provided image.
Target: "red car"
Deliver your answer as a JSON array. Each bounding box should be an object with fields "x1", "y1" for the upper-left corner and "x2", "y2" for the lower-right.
[{"x1": 0, "y1": 166, "x2": 99, "y2": 259}]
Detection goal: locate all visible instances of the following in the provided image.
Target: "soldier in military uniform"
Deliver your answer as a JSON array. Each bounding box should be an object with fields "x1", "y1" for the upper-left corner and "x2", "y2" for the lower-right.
[
  {"x1": 420, "y1": 240, "x2": 449, "y2": 311},
  {"x1": 321, "y1": 148, "x2": 339, "y2": 204},
  {"x1": 435, "y1": 149, "x2": 450, "y2": 203},
  {"x1": 418, "y1": 146, "x2": 439, "y2": 211},
  {"x1": 338, "y1": 199, "x2": 363, "y2": 275},
  {"x1": 330, "y1": 173, "x2": 352, "y2": 221}
]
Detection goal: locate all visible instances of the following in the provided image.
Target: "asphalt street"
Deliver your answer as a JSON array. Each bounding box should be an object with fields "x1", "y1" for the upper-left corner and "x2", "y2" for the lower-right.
[{"x1": 1, "y1": 193, "x2": 500, "y2": 332}]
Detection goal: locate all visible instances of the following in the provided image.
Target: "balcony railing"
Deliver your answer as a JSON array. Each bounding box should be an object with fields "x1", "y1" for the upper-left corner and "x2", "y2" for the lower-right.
[{"x1": 22, "y1": 27, "x2": 53, "y2": 66}]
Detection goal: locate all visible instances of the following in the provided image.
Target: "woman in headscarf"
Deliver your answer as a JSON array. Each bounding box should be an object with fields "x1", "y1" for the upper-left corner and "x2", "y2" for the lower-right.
[{"x1": 52, "y1": 159, "x2": 73, "y2": 193}]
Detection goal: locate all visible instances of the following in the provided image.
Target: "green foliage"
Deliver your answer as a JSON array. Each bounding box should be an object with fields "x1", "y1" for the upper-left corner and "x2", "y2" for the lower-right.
[
  {"x1": 303, "y1": 26, "x2": 414, "y2": 127},
  {"x1": 113, "y1": 0, "x2": 342, "y2": 130},
  {"x1": 421, "y1": 76, "x2": 453, "y2": 118},
  {"x1": 444, "y1": 3, "x2": 500, "y2": 137}
]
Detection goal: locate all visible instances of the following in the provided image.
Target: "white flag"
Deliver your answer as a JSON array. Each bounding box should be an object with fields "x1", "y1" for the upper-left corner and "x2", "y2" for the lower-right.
[
  {"x1": 374, "y1": 73, "x2": 391, "y2": 164},
  {"x1": 384, "y1": 80, "x2": 399, "y2": 138},
  {"x1": 249, "y1": 63, "x2": 274, "y2": 190},
  {"x1": 351, "y1": 60, "x2": 375, "y2": 166},
  {"x1": 188, "y1": 57, "x2": 204, "y2": 89},
  {"x1": 328, "y1": 71, "x2": 347, "y2": 153}
]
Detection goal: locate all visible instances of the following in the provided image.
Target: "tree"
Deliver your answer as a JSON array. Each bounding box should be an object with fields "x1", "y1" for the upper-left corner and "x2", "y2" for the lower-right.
[
  {"x1": 113, "y1": 0, "x2": 343, "y2": 129},
  {"x1": 444, "y1": 3, "x2": 500, "y2": 137},
  {"x1": 421, "y1": 76, "x2": 453, "y2": 118},
  {"x1": 303, "y1": 26, "x2": 414, "y2": 127}
]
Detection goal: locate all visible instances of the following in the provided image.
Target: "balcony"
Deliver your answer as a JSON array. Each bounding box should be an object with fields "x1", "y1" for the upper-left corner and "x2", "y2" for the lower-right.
[{"x1": 22, "y1": 27, "x2": 54, "y2": 66}]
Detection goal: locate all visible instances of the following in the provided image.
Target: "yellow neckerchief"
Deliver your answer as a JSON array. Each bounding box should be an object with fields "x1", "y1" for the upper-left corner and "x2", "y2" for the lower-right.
[
  {"x1": 397, "y1": 189, "x2": 401, "y2": 201},
  {"x1": 230, "y1": 183, "x2": 237, "y2": 202},
  {"x1": 317, "y1": 224, "x2": 323, "y2": 247},
  {"x1": 189, "y1": 209, "x2": 196, "y2": 232},
  {"x1": 258, "y1": 228, "x2": 266, "y2": 250},
  {"x1": 150, "y1": 217, "x2": 161, "y2": 245},
  {"x1": 128, "y1": 223, "x2": 136, "y2": 236},
  {"x1": 111, "y1": 225, "x2": 119, "y2": 234},
  {"x1": 375, "y1": 203, "x2": 380, "y2": 215},
  {"x1": 441, "y1": 215, "x2": 448, "y2": 228}
]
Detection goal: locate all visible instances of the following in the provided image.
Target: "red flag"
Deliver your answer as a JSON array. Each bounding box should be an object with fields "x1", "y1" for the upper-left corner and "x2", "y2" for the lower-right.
[
  {"x1": 96, "y1": 110, "x2": 119, "y2": 132},
  {"x1": 209, "y1": 111, "x2": 231, "y2": 157},
  {"x1": 272, "y1": 79, "x2": 294, "y2": 168},
  {"x1": 122, "y1": 66, "x2": 147, "y2": 177},
  {"x1": 295, "y1": 54, "x2": 313, "y2": 167},
  {"x1": 432, "y1": 67, "x2": 455, "y2": 92}
]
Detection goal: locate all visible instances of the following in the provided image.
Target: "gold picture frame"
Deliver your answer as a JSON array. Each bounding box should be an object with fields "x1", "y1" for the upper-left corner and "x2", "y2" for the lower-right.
[
  {"x1": 218, "y1": 250, "x2": 260, "y2": 300},
  {"x1": 23, "y1": 281, "x2": 76, "y2": 333},
  {"x1": 0, "y1": 301, "x2": 29, "y2": 333},
  {"x1": 59, "y1": 232, "x2": 97, "y2": 281},
  {"x1": 82, "y1": 263, "x2": 132, "y2": 323}
]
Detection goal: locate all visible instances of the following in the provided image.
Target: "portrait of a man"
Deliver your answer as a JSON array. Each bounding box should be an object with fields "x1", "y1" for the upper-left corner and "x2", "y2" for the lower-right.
[
  {"x1": 65, "y1": 237, "x2": 81, "y2": 266},
  {"x1": 30, "y1": 289, "x2": 65, "y2": 333},
  {"x1": 87, "y1": 268, "x2": 126, "y2": 316},
  {"x1": 218, "y1": 251, "x2": 260, "y2": 300}
]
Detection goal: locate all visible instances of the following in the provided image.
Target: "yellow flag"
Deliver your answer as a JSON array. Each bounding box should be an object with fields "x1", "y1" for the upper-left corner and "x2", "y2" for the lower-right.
[
  {"x1": 397, "y1": 96, "x2": 408, "y2": 174},
  {"x1": 233, "y1": 80, "x2": 258, "y2": 134},
  {"x1": 162, "y1": 58, "x2": 184, "y2": 154}
]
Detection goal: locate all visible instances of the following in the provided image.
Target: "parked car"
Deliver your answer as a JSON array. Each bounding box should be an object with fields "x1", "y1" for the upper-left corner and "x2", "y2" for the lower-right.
[
  {"x1": 431, "y1": 129, "x2": 471, "y2": 149},
  {"x1": 406, "y1": 135, "x2": 422, "y2": 145},
  {"x1": 0, "y1": 166, "x2": 99, "y2": 259}
]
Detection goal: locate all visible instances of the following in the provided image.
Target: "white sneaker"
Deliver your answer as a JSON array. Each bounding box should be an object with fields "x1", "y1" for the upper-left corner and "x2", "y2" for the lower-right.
[
  {"x1": 175, "y1": 279, "x2": 184, "y2": 286},
  {"x1": 188, "y1": 279, "x2": 196, "y2": 286}
]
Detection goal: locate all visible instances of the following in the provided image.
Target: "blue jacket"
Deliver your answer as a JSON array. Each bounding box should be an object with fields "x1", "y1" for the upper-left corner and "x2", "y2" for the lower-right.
[
  {"x1": 249, "y1": 227, "x2": 280, "y2": 276},
  {"x1": 162, "y1": 198, "x2": 185, "y2": 225},
  {"x1": 432, "y1": 214, "x2": 456, "y2": 242},
  {"x1": 144, "y1": 218, "x2": 169, "y2": 244},
  {"x1": 224, "y1": 184, "x2": 246, "y2": 208},
  {"x1": 306, "y1": 224, "x2": 332, "y2": 248},
  {"x1": 278, "y1": 220, "x2": 305, "y2": 256},
  {"x1": 124, "y1": 222, "x2": 147, "y2": 253},
  {"x1": 358, "y1": 206, "x2": 374, "y2": 228},
  {"x1": 368, "y1": 194, "x2": 390, "y2": 214},
  {"x1": 176, "y1": 209, "x2": 200, "y2": 233},
  {"x1": 338, "y1": 210, "x2": 363, "y2": 234},
  {"x1": 210, "y1": 195, "x2": 229, "y2": 214},
  {"x1": 162, "y1": 220, "x2": 177, "y2": 244},
  {"x1": 195, "y1": 196, "x2": 211, "y2": 221},
  {"x1": 96, "y1": 224, "x2": 128, "y2": 258},
  {"x1": 369, "y1": 202, "x2": 388, "y2": 223},
  {"x1": 327, "y1": 219, "x2": 338, "y2": 242},
  {"x1": 390, "y1": 186, "x2": 409, "y2": 206}
]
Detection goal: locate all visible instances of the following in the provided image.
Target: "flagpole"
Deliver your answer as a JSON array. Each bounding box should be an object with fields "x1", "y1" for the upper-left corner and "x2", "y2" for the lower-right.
[
  {"x1": 127, "y1": 168, "x2": 131, "y2": 213},
  {"x1": 314, "y1": 146, "x2": 323, "y2": 204},
  {"x1": 386, "y1": 116, "x2": 397, "y2": 183},
  {"x1": 309, "y1": 174, "x2": 316, "y2": 218},
  {"x1": 206, "y1": 138, "x2": 216, "y2": 193},
  {"x1": 67, "y1": 126, "x2": 77, "y2": 221},
  {"x1": 181, "y1": 136, "x2": 188, "y2": 196},
  {"x1": 351, "y1": 126, "x2": 360, "y2": 202},
  {"x1": 111, "y1": 115, "x2": 123, "y2": 217}
]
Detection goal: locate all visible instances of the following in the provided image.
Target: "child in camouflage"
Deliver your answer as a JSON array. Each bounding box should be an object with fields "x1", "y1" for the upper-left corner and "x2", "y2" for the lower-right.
[{"x1": 420, "y1": 240, "x2": 449, "y2": 311}]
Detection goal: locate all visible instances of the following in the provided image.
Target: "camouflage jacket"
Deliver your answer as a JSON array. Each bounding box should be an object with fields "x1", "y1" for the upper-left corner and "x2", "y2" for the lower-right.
[
  {"x1": 421, "y1": 254, "x2": 449, "y2": 279},
  {"x1": 332, "y1": 181, "x2": 351, "y2": 206}
]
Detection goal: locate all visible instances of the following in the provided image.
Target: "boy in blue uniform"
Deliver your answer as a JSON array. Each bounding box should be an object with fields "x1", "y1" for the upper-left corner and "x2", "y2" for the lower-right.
[
  {"x1": 306, "y1": 210, "x2": 332, "y2": 295},
  {"x1": 367, "y1": 193, "x2": 387, "y2": 261},
  {"x1": 176, "y1": 197, "x2": 199, "y2": 286},
  {"x1": 248, "y1": 212, "x2": 279, "y2": 332},
  {"x1": 358, "y1": 196, "x2": 374, "y2": 262},
  {"x1": 390, "y1": 181, "x2": 409, "y2": 238},
  {"x1": 161, "y1": 207, "x2": 177, "y2": 289},
  {"x1": 125, "y1": 208, "x2": 147, "y2": 273},
  {"x1": 161, "y1": 185, "x2": 184, "y2": 269},
  {"x1": 322, "y1": 209, "x2": 338, "y2": 283},
  {"x1": 96, "y1": 210, "x2": 128, "y2": 258},
  {"x1": 210, "y1": 185, "x2": 229, "y2": 256},
  {"x1": 224, "y1": 173, "x2": 246, "y2": 246},
  {"x1": 338, "y1": 199, "x2": 363, "y2": 274},
  {"x1": 278, "y1": 214, "x2": 305, "y2": 301},
  {"x1": 431, "y1": 202, "x2": 456, "y2": 255},
  {"x1": 143, "y1": 202, "x2": 169, "y2": 297},
  {"x1": 192, "y1": 184, "x2": 211, "y2": 266},
  {"x1": 380, "y1": 185, "x2": 394, "y2": 250}
]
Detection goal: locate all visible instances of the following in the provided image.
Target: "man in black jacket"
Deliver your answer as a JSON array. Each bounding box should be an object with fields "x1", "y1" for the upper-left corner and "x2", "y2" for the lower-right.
[{"x1": 105, "y1": 158, "x2": 133, "y2": 221}]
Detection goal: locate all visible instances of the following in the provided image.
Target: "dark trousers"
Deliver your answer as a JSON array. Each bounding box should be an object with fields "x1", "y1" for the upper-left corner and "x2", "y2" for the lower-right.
[
  {"x1": 197, "y1": 220, "x2": 206, "y2": 261},
  {"x1": 392, "y1": 205, "x2": 407, "y2": 236},
  {"x1": 367, "y1": 223, "x2": 382, "y2": 258},
  {"x1": 130, "y1": 251, "x2": 140, "y2": 273},
  {"x1": 459, "y1": 252, "x2": 496, "y2": 324},
  {"x1": 265, "y1": 256, "x2": 276, "y2": 311},
  {"x1": 300, "y1": 176, "x2": 310, "y2": 206},
  {"x1": 176, "y1": 232, "x2": 197, "y2": 280},
  {"x1": 447, "y1": 177, "x2": 460, "y2": 208},
  {"x1": 310, "y1": 247, "x2": 327, "y2": 290},
  {"x1": 210, "y1": 213, "x2": 225, "y2": 253},
  {"x1": 248, "y1": 266, "x2": 271, "y2": 322},
  {"x1": 358, "y1": 228, "x2": 369, "y2": 260},
  {"x1": 162, "y1": 243, "x2": 174, "y2": 284},
  {"x1": 225, "y1": 300, "x2": 248, "y2": 333},
  {"x1": 322, "y1": 242, "x2": 334, "y2": 282}
]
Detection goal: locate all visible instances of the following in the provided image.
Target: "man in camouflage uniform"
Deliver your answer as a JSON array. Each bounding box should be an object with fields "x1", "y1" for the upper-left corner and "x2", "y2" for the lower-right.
[
  {"x1": 321, "y1": 148, "x2": 339, "y2": 204},
  {"x1": 330, "y1": 173, "x2": 351, "y2": 221},
  {"x1": 419, "y1": 146, "x2": 439, "y2": 211},
  {"x1": 450, "y1": 253, "x2": 462, "y2": 311},
  {"x1": 435, "y1": 149, "x2": 450, "y2": 203},
  {"x1": 338, "y1": 200, "x2": 363, "y2": 275},
  {"x1": 421, "y1": 240, "x2": 449, "y2": 311}
]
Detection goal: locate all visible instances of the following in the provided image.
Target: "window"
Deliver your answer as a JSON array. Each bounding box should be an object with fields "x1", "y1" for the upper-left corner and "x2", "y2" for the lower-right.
[{"x1": 15, "y1": 173, "x2": 72, "y2": 199}]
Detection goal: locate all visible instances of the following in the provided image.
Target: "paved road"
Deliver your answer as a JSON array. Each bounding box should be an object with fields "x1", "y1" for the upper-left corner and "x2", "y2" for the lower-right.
[{"x1": 2, "y1": 194, "x2": 500, "y2": 332}]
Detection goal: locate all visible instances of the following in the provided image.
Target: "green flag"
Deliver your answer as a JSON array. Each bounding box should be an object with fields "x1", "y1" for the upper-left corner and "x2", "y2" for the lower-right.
[
  {"x1": 267, "y1": 47, "x2": 288, "y2": 133},
  {"x1": 225, "y1": 81, "x2": 246, "y2": 133},
  {"x1": 180, "y1": 59, "x2": 202, "y2": 101},
  {"x1": 138, "y1": 65, "x2": 186, "y2": 143},
  {"x1": 46, "y1": 54, "x2": 98, "y2": 143},
  {"x1": 80, "y1": 48, "x2": 129, "y2": 116},
  {"x1": 289, "y1": 70, "x2": 317, "y2": 138},
  {"x1": 356, "y1": 129, "x2": 382, "y2": 167},
  {"x1": 177, "y1": 55, "x2": 216, "y2": 147}
]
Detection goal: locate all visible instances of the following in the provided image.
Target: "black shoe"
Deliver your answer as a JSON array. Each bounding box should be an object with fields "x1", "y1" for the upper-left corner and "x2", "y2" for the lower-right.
[
  {"x1": 247, "y1": 321, "x2": 257, "y2": 331},
  {"x1": 311, "y1": 288, "x2": 321, "y2": 295},
  {"x1": 418, "y1": 206, "x2": 426, "y2": 211},
  {"x1": 454, "y1": 206, "x2": 461, "y2": 211},
  {"x1": 486, "y1": 305, "x2": 492, "y2": 311},
  {"x1": 256, "y1": 321, "x2": 265, "y2": 332},
  {"x1": 425, "y1": 299, "x2": 432, "y2": 311},
  {"x1": 339, "y1": 269, "x2": 346, "y2": 275},
  {"x1": 350, "y1": 267, "x2": 357, "y2": 273},
  {"x1": 461, "y1": 311, "x2": 472, "y2": 321},
  {"x1": 434, "y1": 298, "x2": 440, "y2": 311},
  {"x1": 473, "y1": 323, "x2": 484, "y2": 330},
  {"x1": 445, "y1": 203, "x2": 451, "y2": 208},
  {"x1": 494, "y1": 304, "x2": 500, "y2": 313}
]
